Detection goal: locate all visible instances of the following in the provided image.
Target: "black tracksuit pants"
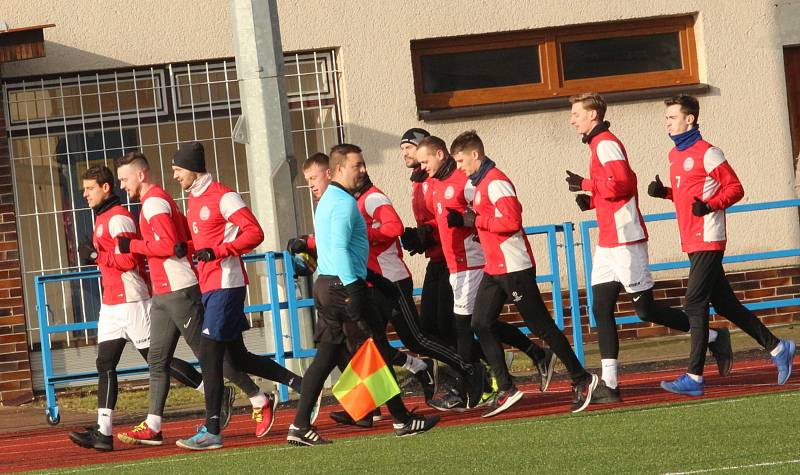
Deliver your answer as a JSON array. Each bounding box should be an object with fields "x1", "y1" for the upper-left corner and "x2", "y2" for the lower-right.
[
  {"x1": 684, "y1": 251, "x2": 780, "y2": 376},
  {"x1": 472, "y1": 267, "x2": 590, "y2": 391},
  {"x1": 420, "y1": 259, "x2": 456, "y2": 347}
]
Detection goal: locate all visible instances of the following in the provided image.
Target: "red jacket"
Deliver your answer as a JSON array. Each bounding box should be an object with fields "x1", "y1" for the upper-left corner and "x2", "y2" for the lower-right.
[
  {"x1": 472, "y1": 165, "x2": 535, "y2": 276},
  {"x1": 129, "y1": 185, "x2": 198, "y2": 295},
  {"x1": 430, "y1": 162, "x2": 485, "y2": 273},
  {"x1": 186, "y1": 174, "x2": 265, "y2": 292},
  {"x1": 663, "y1": 139, "x2": 743, "y2": 253},
  {"x1": 356, "y1": 185, "x2": 411, "y2": 282},
  {"x1": 94, "y1": 203, "x2": 149, "y2": 305},
  {"x1": 581, "y1": 130, "x2": 648, "y2": 248},
  {"x1": 410, "y1": 173, "x2": 445, "y2": 262}
]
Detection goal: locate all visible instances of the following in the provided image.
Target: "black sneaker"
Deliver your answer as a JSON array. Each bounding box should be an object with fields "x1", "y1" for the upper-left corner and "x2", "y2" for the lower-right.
[
  {"x1": 371, "y1": 407, "x2": 384, "y2": 422},
  {"x1": 69, "y1": 424, "x2": 113, "y2": 452},
  {"x1": 481, "y1": 386, "x2": 524, "y2": 418},
  {"x1": 708, "y1": 328, "x2": 733, "y2": 377},
  {"x1": 570, "y1": 374, "x2": 599, "y2": 413},
  {"x1": 534, "y1": 349, "x2": 557, "y2": 393},
  {"x1": 329, "y1": 410, "x2": 372, "y2": 428},
  {"x1": 591, "y1": 382, "x2": 622, "y2": 403},
  {"x1": 428, "y1": 388, "x2": 467, "y2": 412},
  {"x1": 394, "y1": 414, "x2": 440, "y2": 437},
  {"x1": 414, "y1": 358, "x2": 438, "y2": 402},
  {"x1": 287, "y1": 424, "x2": 332, "y2": 446},
  {"x1": 463, "y1": 363, "x2": 488, "y2": 409},
  {"x1": 220, "y1": 385, "x2": 236, "y2": 429}
]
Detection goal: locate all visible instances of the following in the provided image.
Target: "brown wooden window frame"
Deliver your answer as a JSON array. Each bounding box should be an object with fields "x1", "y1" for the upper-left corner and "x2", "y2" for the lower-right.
[{"x1": 411, "y1": 15, "x2": 699, "y2": 112}]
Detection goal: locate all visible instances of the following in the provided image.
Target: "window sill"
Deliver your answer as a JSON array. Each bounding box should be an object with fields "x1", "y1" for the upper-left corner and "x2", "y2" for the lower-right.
[{"x1": 418, "y1": 83, "x2": 710, "y2": 122}]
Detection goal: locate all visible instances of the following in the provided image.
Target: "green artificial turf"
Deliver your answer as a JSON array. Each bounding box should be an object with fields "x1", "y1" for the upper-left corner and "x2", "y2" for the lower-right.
[{"x1": 36, "y1": 390, "x2": 800, "y2": 475}]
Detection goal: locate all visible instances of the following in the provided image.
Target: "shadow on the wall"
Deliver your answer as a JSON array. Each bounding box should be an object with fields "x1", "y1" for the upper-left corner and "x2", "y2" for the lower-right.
[{"x1": 2, "y1": 41, "x2": 132, "y2": 78}]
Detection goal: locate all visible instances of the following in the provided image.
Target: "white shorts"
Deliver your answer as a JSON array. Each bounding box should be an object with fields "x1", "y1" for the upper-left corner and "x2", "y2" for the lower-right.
[
  {"x1": 97, "y1": 299, "x2": 152, "y2": 349},
  {"x1": 449, "y1": 268, "x2": 484, "y2": 316},
  {"x1": 591, "y1": 242, "x2": 654, "y2": 293}
]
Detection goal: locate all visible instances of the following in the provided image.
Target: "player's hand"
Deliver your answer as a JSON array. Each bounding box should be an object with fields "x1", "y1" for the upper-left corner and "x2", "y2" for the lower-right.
[
  {"x1": 286, "y1": 236, "x2": 309, "y2": 255},
  {"x1": 692, "y1": 197, "x2": 713, "y2": 216},
  {"x1": 565, "y1": 170, "x2": 585, "y2": 192},
  {"x1": 117, "y1": 236, "x2": 131, "y2": 254},
  {"x1": 446, "y1": 208, "x2": 465, "y2": 228},
  {"x1": 462, "y1": 208, "x2": 476, "y2": 228},
  {"x1": 647, "y1": 175, "x2": 668, "y2": 199},
  {"x1": 78, "y1": 242, "x2": 98, "y2": 265},
  {"x1": 401, "y1": 227, "x2": 423, "y2": 255},
  {"x1": 193, "y1": 248, "x2": 216, "y2": 262},
  {"x1": 174, "y1": 242, "x2": 188, "y2": 259},
  {"x1": 575, "y1": 194, "x2": 592, "y2": 211}
]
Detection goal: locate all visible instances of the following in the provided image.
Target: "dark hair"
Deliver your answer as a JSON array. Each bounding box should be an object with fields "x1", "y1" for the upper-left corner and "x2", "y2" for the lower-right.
[
  {"x1": 417, "y1": 136, "x2": 449, "y2": 155},
  {"x1": 450, "y1": 130, "x2": 484, "y2": 156},
  {"x1": 329, "y1": 143, "x2": 362, "y2": 172},
  {"x1": 82, "y1": 165, "x2": 116, "y2": 189},
  {"x1": 664, "y1": 95, "x2": 700, "y2": 124},
  {"x1": 114, "y1": 151, "x2": 150, "y2": 171},
  {"x1": 569, "y1": 92, "x2": 607, "y2": 121},
  {"x1": 303, "y1": 152, "x2": 330, "y2": 170}
]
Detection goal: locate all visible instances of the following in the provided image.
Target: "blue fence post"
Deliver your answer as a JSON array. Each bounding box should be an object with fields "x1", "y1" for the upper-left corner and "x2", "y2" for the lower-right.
[
  {"x1": 34, "y1": 276, "x2": 59, "y2": 423},
  {"x1": 265, "y1": 252, "x2": 289, "y2": 402},
  {"x1": 579, "y1": 220, "x2": 597, "y2": 328},
  {"x1": 562, "y1": 222, "x2": 585, "y2": 365},
  {"x1": 547, "y1": 226, "x2": 564, "y2": 330}
]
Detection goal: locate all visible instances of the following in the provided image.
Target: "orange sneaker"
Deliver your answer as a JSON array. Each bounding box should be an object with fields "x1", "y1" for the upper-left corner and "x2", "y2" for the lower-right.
[
  {"x1": 252, "y1": 393, "x2": 277, "y2": 438},
  {"x1": 117, "y1": 421, "x2": 163, "y2": 446}
]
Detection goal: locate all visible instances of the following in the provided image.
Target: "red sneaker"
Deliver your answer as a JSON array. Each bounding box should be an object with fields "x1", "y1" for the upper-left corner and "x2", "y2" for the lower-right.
[
  {"x1": 117, "y1": 421, "x2": 163, "y2": 446},
  {"x1": 252, "y1": 393, "x2": 277, "y2": 438}
]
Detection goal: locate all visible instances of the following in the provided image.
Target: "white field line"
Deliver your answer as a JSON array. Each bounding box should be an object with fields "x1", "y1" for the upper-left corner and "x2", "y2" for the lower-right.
[{"x1": 663, "y1": 458, "x2": 800, "y2": 474}]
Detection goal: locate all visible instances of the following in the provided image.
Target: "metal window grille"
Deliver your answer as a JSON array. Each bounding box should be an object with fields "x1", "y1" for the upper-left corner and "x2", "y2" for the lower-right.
[{"x1": 2, "y1": 49, "x2": 343, "y2": 351}]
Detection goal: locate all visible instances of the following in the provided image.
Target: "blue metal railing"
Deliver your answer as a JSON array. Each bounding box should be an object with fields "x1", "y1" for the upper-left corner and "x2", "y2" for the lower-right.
[
  {"x1": 578, "y1": 198, "x2": 800, "y2": 328},
  {"x1": 34, "y1": 251, "x2": 311, "y2": 424}
]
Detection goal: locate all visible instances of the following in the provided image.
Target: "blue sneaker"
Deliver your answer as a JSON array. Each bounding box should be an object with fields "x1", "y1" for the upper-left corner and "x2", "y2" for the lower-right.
[
  {"x1": 175, "y1": 425, "x2": 223, "y2": 451},
  {"x1": 773, "y1": 339, "x2": 796, "y2": 385},
  {"x1": 660, "y1": 374, "x2": 704, "y2": 396}
]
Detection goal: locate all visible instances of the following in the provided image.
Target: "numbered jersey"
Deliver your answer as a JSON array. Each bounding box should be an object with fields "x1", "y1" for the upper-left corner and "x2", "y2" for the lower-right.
[
  {"x1": 93, "y1": 204, "x2": 150, "y2": 305},
  {"x1": 666, "y1": 139, "x2": 744, "y2": 253},
  {"x1": 410, "y1": 173, "x2": 444, "y2": 262},
  {"x1": 356, "y1": 185, "x2": 411, "y2": 283},
  {"x1": 186, "y1": 174, "x2": 265, "y2": 293}
]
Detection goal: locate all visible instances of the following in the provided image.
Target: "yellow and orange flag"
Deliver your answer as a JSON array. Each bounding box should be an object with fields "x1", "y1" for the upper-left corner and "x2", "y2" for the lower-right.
[{"x1": 332, "y1": 338, "x2": 400, "y2": 421}]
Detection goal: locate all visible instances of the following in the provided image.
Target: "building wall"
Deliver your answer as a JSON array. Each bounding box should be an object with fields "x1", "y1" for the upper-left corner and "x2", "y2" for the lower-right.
[{"x1": 0, "y1": 86, "x2": 34, "y2": 404}]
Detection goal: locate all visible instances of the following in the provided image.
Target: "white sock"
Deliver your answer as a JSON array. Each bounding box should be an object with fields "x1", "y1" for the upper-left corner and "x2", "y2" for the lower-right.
[
  {"x1": 403, "y1": 355, "x2": 427, "y2": 374},
  {"x1": 196, "y1": 381, "x2": 204, "y2": 394},
  {"x1": 249, "y1": 391, "x2": 268, "y2": 408},
  {"x1": 687, "y1": 373, "x2": 703, "y2": 383},
  {"x1": 97, "y1": 408, "x2": 113, "y2": 436},
  {"x1": 770, "y1": 341, "x2": 784, "y2": 357},
  {"x1": 600, "y1": 359, "x2": 618, "y2": 389},
  {"x1": 145, "y1": 414, "x2": 162, "y2": 432},
  {"x1": 708, "y1": 329, "x2": 718, "y2": 343}
]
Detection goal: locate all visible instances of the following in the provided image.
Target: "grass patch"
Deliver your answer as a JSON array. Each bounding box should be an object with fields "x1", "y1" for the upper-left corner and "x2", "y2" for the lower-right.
[{"x1": 35, "y1": 390, "x2": 800, "y2": 475}]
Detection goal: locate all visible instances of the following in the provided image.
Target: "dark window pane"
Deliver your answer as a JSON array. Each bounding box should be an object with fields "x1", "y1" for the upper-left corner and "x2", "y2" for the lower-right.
[
  {"x1": 421, "y1": 46, "x2": 540, "y2": 93},
  {"x1": 562, "y1": 32, "x2": 682, "y2": 80}
]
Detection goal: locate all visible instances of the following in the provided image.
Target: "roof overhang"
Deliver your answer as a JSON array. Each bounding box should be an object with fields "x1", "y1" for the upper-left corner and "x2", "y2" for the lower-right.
[{"x1": 0, "y1": 23, "x2": 55, "y2": 64}]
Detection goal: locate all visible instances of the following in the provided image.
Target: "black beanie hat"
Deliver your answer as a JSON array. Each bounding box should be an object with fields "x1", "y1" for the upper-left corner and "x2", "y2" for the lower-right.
[
  {"x1": 173, "y1": 142, "x2": 207, "y2": 173},
  {"x1": 400, "y1": 128, "x2": 430, "y2": 146}
]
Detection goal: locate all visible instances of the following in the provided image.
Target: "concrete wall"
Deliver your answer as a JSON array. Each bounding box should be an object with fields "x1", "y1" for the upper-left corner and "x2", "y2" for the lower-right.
[
  {"x1": 2, "y1": 0, "x2": 799, "y2": 285},
  {"x1": 778, "y1": 0, "x2": 800, "y2": 45}
]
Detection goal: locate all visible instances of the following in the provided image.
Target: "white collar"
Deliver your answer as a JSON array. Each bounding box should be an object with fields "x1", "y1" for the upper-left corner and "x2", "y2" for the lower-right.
[{"x1": 188, "y1": 173, "x2": 213, "y2": 197}]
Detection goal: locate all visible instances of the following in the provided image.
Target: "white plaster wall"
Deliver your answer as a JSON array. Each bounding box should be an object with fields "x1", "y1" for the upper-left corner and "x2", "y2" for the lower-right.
[{"x1": 2, "y1": 0, "x2": 799, "y2": 285}]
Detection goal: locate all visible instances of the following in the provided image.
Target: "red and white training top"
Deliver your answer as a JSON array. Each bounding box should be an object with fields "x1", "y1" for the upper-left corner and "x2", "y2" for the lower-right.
[
  {"x1": 581, "y1": 130, "x2": 648, "y2": 248},
  {"x1": 356, "y1": 185, "x2": 411, "y2": 282},
  {"x1": 430, "y1": 164, "x2": 485, "y2": 273},
  {"x1": 664, "y1": 139, "x2": 744, "y2": 253},
  {"x1": 410, "y1": 172, "x2": 445, "y2": 262},
  {"x1": 472, "y1": 166, "x2": 535, "y2": 276},
  {"x1": 94, "y1": 203, "x2": 150, "y2": 305},
  {"x1": 186, "y1": 174, "x2": 265, "y2": 293},
  {"x1": 129, "y1": 185, "x2": 198, "y2": 295}
]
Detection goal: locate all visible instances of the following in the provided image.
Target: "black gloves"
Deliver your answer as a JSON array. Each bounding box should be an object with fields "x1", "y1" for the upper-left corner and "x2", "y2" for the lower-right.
[
  {"x1": 117, "y1": 236, "x2": 131, "y2": 254},
  {"x1": 78, "y1": 242, "x2": 98, "y2": 265},
  {"x1": 447, "y1": 208, "x2": 476, "y2": 228},
  {"x1": 692, "y1": 197, "x2": 713, "y2": 216},
  {"x1": 193, "y1": 248, "x2": 216, "y2": 262},
  {"x1": 287, "y1": 236, "x2": 309, "y2": 255},
  {"x1": 575, "y1": 194, "x2": 592, "y2": 211},
  {"x1": 647, "y1": 175, "x2": 668, "y2": 199},
  {"x1": 401, "y1": 224, "x2": 434, "y2": 255},
  {"x1": 174, "y1": 242, "x2": 188, "y2": 259},
  {"x1": 565, "y1": 170, "x2": 585, "y2": 192}
]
